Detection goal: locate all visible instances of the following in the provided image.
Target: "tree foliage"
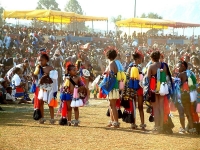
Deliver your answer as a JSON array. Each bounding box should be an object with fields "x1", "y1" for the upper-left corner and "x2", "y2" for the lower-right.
[
  {"x1": 140, "y1": 13, "x2": 163, "y2": 35},
  {"x1": 65, "y1": 0, "x2": 83, "y2": 14},
  {"x1": 0, "y1": 6, "x2": 4, "y2": 26},
  {"x1": 34, "y1": 0, "x2": 61, "y2": 29},
  {"x1": 36, "y1": 0, "x2": 61, "y2": 10},
  {"x1": 111, "y1": 15, "x2": 122, "y2": 24},
  {"x1": 65, "y1": 0, "x2": 85, "y2": 31},
  {"x1": 140, "y1": 12, "x2": 163, "y2": 19}
]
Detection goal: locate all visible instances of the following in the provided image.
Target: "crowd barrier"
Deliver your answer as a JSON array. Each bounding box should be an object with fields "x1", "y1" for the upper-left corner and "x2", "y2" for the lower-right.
[
  {"x1": 8, "y1": 34, "x2": 200, "y2": 46},
  {"x1": 148, "y1": 39, "x2": 199, "y2": 45}
]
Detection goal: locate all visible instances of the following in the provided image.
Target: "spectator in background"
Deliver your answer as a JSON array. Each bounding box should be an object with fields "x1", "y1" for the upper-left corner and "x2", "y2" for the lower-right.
[
  {"x1": 3, "y1": 33, "x2": 11, "y2": 49},
  {"x1": 0, "y1": 52, "x2": 13, "y2": 77}
]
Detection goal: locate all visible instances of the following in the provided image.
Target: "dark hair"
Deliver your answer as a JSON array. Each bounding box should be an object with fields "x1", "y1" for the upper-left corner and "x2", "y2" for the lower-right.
[
  {"x1": 40, "y1": 54, "x2": 49, "y2": 62},
  {"x1": 132, "y1": 53, "x2": 141, "y2": 60},
  {"x1": 67, "y1": 64, "x2": 76, "y2": 72},
  {"x1": 178, "y1": 61, "x2": 188, "y2": 69},
  {"x1": 150, "y1": 51, "x2": 160, "y2": 62},
  {"x1": 106, "y1": 49, "x2": 117, "y2": 60},
  {"x1": 13, "y1": 67, "x2": 21, "y2": 74}
]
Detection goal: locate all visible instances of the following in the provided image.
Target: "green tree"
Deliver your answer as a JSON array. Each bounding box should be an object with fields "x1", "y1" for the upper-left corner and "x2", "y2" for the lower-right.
[
  {"x1": 0, "y1": 6, "x2": 4, "y2": 26},
  {"x1": 33, "y1": 0, "x2": 61, "y2": 29},
  {"x1": 140, "y1": 12, "x2": 163, "y2": 35},
  {"x1": 140, "y1": 12, "x2": 162, "y2": 19},
  {"x1": 111, "y1": 15, "x2": 122, "y2": 24},
  {"x1": 36, "y1": 0, "x2": 61, "y2": 10},
  {"x1": 64, "y1": 0, "x2": 85, "y2": 31},
  {"x1": 65, "y1": 0, "x2": 83, "y2": 14},
  {"x1": 111, "y1": 15, "x2": 123, "y2": 37}
]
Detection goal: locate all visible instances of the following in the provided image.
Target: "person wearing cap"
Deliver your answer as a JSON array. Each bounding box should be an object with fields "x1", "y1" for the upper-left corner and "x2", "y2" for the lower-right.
[{"x1": 123, "y1": 53, "x2": 132, "y2": 72}]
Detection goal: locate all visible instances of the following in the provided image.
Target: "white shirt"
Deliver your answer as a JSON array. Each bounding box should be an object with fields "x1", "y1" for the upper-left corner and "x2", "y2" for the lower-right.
[{"x1": 12, "y1": 74, "x2": 21, "y2": 86}]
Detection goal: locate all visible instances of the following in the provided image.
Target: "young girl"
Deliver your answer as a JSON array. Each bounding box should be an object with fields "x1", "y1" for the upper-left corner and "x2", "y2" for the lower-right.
[
  {"x1": 99, "y1": 47, "x2": 122, "y2": 128},
  {"x1": 174, "y1": 61, "x2": 196, "y2": 133},
  {"x1": 147, "y1": 51, "x2": 169, "y2": 134},
  {"x1": 33, "y1": 54, "x2": 58, "y2": 124},
  {"x1": 126, "y1": 52, "x2": 146, "y2": 130},
  {"x1": 60, "y1": 64, "x2": 86, "y2": 126}
]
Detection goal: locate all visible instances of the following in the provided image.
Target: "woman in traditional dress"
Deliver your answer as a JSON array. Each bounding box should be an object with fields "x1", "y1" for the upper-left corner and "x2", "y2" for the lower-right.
[
  {"x1": 99, "y1": 47, "x2": 123, "y2": 128},
  {"x1": 125, "y1": 52, "x2": 146, "y2": 130},
  {"x1": 146, "y1": 51, "x2": 168, "y2": 133},
  {"x1": 33, "y1": 53, "x2": 58, "y2": 124}
]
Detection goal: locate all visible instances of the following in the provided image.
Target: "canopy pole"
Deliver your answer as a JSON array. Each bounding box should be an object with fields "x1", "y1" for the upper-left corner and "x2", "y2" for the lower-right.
[
  {"x1": 134, "y1": 0, "x2": 136, "y2": 17},
  {"x1": 141, "y1": 24, "x2": 142, "y2": 33},
  {"x1": 76, "y1": 17, "x2": 78, "y2": 32},
  {"x1": 34, "y1": 19, "x2": 36, "y2": 28},
  {"x1": 183, "y1": 28, "x2": 185, "y2": 36},
  {"x1": 61, "y1": 16, "x2": 62, "y2": 31},
  {"x1": 173, "y1": 28, "x2": 174, "y2": 35},
  {"x1": 92, "y1": 20, "x2": 94, "y2": 33},
  {"x1": 53, "y1": 16, "x2": 54, "y2": 30},
  {"x1": 129, "y1": 24, "x2": 130, "y2": 35},
  {"x1": 162, "y1": 25, "x2": 164, "y2": 35},
  {"x1": 107, "y1": 20, "x2": 108, "y2": 34},
  {"x1": 49, "y1": 16, "x2": 50, "y2": 30},
  {"x1": 193, "y1": 27, "x2": 194, "y2": 36}
]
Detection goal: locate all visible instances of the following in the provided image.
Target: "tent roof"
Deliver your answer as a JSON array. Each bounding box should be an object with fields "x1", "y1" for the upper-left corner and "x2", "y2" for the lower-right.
[
  {"x1": 169, "y1": 22, "x2": 200, "y2": 28},
  {"x1": 116, "y1": 18, "x2": 175, "y2": 29},
  {"x1": 116, "y1": 18, "x2": 200, "y2": 29},
  {"x1": 2, "y1": 10, "x2": 108, "y2": 23}
]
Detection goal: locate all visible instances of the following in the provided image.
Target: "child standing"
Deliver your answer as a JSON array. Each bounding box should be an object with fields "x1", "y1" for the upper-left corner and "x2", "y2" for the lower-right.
[
  {"x1": 60, "y1": 64, "x2": 85, "y2": 126},
  {"x1": 33, "y1": 54, "x2": 58, "y2": 124},
  {"x1": 175, "y1": 61, "x2": 196, "y2": 133}
]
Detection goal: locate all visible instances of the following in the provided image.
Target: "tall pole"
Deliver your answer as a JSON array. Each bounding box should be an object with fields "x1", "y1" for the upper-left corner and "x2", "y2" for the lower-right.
[{"x1": 134, "y1": 0, "x2": 136, "y2": 18}]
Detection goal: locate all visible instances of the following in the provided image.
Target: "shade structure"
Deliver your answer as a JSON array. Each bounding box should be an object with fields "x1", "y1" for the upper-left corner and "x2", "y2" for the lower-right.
[
  {"x1": 116, "y1": 18, "x2": 174, "y2": 29},
  {"x1": 116, "y1": 18, "x2": 200, "y2": 29},
  {"x1": 2, "y1": 10, "x2": 108, "y2": 23},
  {"x1": 169, "y1": 22, "x2": 200, "y2": 28}
]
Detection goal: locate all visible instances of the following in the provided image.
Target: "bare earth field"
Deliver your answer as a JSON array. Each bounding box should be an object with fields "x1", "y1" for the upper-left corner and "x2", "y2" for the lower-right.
[{"x1": 0, "y1": 99, "x2": 199, "y2": 150}]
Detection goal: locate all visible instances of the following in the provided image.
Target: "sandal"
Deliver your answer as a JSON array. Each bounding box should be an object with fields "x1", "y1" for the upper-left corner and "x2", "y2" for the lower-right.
[
  {"x1": 68, "y1": 121, "x2": 72, "y2": 126},
  {"x1": 140, "y1": 124, "x2": 147, "y2": 130},
  {"x1": 111, "y1": 122, "x2": 120, "y2": 128},
  {"x1": 152, "y1": 127, "x2": 159, "y2": 134},
  {"x1": 131, "y1": 124, "x2": 138, "y2": 129},
  {"x1": 39, "y1": 118, "x2": 46, "y2": 124},
  {"x1": 106, "y1": 121, "x2": 113, "y2": 127},
  {"x1": 188, "y1": 128, "x2": 197, "y2": 134},
  {"x1": 50, "y1": 119, "x2": 56, "y2": 125},
  {"x1": 71, "y1": 120, "x2": 80, "y2": 127}
]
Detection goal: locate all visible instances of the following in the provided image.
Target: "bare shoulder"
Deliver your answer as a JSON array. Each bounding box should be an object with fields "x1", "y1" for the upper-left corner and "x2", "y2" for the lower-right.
[{"x1": 47, "y1": 66, "x2": 54, "y2": 70}]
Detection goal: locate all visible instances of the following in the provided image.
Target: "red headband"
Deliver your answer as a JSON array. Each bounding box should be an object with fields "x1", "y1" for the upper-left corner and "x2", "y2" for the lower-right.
[
  {"x1": 135, "y1": 49, "x2": 144, "y2": 58},
  {"x1": 103, "y1": 46, "x2": 118, "y2": 55}
]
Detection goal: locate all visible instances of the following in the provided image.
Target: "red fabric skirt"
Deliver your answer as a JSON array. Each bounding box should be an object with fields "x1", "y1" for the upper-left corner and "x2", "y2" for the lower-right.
[
  {"x1": 34, "y1": 87, "x2": 40, "y2": 109},
  {"x1": 137, "y1": 87, "x2": 143, "y2": 96},
  {"x1": 15, "y1": 87, "x2": 24, "y2": 97}
]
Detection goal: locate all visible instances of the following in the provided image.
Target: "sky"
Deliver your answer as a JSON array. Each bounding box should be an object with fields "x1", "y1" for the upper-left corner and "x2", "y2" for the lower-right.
[{"x1": 0, "y1": 0, "x2": 199, "y2": 35}]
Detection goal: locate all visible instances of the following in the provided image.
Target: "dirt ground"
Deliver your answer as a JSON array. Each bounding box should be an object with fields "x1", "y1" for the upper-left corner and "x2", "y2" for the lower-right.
[{"x1": 0, "y1": 99, "x2": 199, "y2": 150}]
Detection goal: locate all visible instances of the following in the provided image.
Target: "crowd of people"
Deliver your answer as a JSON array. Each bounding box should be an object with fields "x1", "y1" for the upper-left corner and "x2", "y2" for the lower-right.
[{"x1": 0, "y1": 25, "x2": 200, "y2": 134}]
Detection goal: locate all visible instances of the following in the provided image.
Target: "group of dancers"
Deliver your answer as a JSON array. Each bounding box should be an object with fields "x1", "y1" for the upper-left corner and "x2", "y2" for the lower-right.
[{"x1": 28, "y1": 46, "x2": 199, "y2": 134}]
